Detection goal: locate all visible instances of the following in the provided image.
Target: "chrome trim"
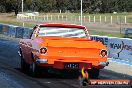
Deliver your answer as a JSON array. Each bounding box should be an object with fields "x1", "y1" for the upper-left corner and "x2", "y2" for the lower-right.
[{"x1": 36, "y1": 59, "x2": 48, "y2": 64}]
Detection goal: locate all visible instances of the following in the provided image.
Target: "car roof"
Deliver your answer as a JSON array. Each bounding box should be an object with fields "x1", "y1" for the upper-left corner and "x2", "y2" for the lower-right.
[{"x1": 37, "y1": 23, "x2": 86, "y2": 29}]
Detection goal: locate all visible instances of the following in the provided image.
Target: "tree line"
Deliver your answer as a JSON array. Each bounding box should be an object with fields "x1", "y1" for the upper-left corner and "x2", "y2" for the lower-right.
[{"x1": 0, "y1": 0, "x2": 132, "y2": 15}]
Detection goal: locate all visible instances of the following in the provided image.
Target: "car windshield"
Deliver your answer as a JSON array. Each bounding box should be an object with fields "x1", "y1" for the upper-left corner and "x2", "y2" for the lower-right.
[{"x1": 38, "y1": 27, "x2": 87, "y2": 38}]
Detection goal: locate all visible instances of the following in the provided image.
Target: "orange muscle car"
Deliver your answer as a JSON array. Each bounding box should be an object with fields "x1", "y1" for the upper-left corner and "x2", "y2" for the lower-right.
[{"x1": 19, "y1": 23, "x2": 109, "y2": 78}]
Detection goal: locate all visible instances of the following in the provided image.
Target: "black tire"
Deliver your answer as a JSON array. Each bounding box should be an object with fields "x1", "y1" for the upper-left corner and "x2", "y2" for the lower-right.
[
  {"x1": 29, "y1": 62, "x2": 40, "y2": 77},
  {"x1": 30, "y1": 53, "x2": 41, "y2": 77},
  {"x1": 20, "y1": 49, "x2": 30, "y2": 72},
  {"x1": 89, "y1": 68, "x2": 100, "y2": 79}
]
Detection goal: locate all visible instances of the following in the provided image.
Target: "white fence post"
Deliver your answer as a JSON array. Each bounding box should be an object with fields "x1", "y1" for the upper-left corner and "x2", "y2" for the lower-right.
[
  {"x1": 124, "y1": 16, "x2": 127, "y2": 24},
  {"x1": 100, "y1": 15, "x2": 101, "y2": 23},
  {"x1": 105, "y1": 16, "x2": 107, "y2": 22},
  {"x1": 23, "y1": 23, "x2": 25, "y2": 27},
  {"x1": 27, "y1": 16, "x2": 29, "y2": 21},
  {"x1": 34, "y1": 16, "x2": 35, "y2": 20},
  {"x1": 117, "y1": 16, "x2": 119, "y2": 24},
  {"x1": 31, "y1": 16, "x2": 32, "y2": 21},
  {"x1": 93, "y1": 16, "x2": 95, "y2": 23},
  {"x1": 62, "y1": 15, "x2": 63, "y2": 20},
  {"x1": 58, "y1": 15, "x2": 59, "y2": 20},
  {"x1": 47, "y1": 15, "x2": 48, "y2": 20},
  {"x1": 89, "y1": 16, "x2": 91, "y2": 23},
  {"x1": 111, "y1": 16, "x2": 113, "y2": 24},
  {"x1": 54, "y1": 15, "x2": 56, "y2": 21},
  {"x1": 17, "y1": 15, "x2": 20, "y2": 20},
  {"x1": 16, "y1": 15, "x2": 18, "y2": 19},
  {"x1": 43, "y1": 15, "x2": 45, "y2": 20},
  {"x1": 51, "y1": 15, "x2": 52, "y2": 21}
]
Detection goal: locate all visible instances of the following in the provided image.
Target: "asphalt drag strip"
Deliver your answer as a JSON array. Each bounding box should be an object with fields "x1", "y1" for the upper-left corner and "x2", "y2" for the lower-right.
[{"x1": 0, "y1": 37, "x2": 132, "y2": 88}]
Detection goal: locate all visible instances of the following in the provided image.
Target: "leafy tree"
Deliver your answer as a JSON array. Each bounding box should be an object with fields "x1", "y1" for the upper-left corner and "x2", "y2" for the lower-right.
[
  {"x1": 127, "y1": 0, "x2": 132, "y2": 11},
  {"x1": 11, "y1": 0, "x2": 21, "y2": 15},
  {"x1": 0, "y1": 0, "x2": 132, "y2": 14},
  {"x1": 0, "y1": 0, "x2": 21, "y2": 15}
]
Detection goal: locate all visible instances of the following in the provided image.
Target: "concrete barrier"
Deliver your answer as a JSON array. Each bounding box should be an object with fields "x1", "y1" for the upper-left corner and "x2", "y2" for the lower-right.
[
  {"x1": 1, "y1": 24, "x2": 32, "y2": 38},
  {"x1": 2, "y1": 24, "x2": 9, "y2": 35},
  {"x1": 23, "y1": 28, "x2": 32, "y2": 39},
  {"x1": 8, "y1": 25, "x2": 17, "y2": 37},
  {"x1": 15, "y1": 27, "x2": 24, "y2": 38},
  {"x1": 91, "y1": 35, "x2": 132, "y2": 62},
  {"x1": 0, "y1": 24, "x2": 3, "y2": 33},
  {"x1": 108, "y1": 37, "x2": 132, "y2": 62},
  {"x1": 90, "y1": 35, "x2": 109, "y2": 46}
]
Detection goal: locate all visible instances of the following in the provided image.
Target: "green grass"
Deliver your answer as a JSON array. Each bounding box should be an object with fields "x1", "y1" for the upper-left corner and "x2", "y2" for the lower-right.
[
  {"x1": 0, "y1": 20, "x2": 34, "y2": 28},
  {"x1": 89, "y1": 30, "x2": 124, "y2": 38}
]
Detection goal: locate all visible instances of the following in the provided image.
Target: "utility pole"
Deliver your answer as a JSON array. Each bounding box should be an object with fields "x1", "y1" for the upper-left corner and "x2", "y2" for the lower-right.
[
  {"x1": 81, "y1": 0, "x2": 83, "y2": 25},
  {"x1": 22, "y1": 0, "x2": 24, "y2": 27},
  {"x1": 22, "y1": 0, "x2": 23, "y2": 13}
]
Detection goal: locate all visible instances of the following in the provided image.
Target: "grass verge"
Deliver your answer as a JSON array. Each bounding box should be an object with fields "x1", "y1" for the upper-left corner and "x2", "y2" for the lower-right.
[{"x1": 89, "y1": 30, "x2": 124, "y2": 38}]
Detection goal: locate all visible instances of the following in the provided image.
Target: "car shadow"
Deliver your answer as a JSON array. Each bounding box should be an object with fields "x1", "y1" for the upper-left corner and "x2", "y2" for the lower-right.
[{"x1": 15, "y1": 68, "x2": 80, "y2": 79}]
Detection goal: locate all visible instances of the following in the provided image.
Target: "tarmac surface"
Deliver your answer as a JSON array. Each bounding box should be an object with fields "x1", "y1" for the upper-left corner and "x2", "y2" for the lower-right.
[{"x1": 0, "y1": 35, "x2": 131, "y2": 88}]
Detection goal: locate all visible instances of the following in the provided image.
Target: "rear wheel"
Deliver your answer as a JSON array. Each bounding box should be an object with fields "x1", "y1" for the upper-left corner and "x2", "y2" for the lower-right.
[
  {"x1": 89, "y1": 68, "x2": 100, "y2": 79},
  {"x1": 19, "y1": 49, "x2": 30, "y2": 72},
  {"x1": 30, "y1": 53, "x2": 41, "y2": 77},
  {"x1": 30, "y1": 62, "x2": 40, "y2": 77}
]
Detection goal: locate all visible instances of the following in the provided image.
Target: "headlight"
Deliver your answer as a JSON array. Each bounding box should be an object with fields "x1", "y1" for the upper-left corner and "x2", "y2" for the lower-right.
[
  {"x1": 40, "y1": 47, "x2": 47, "y2": 54},
  {"x1": 100, "y1": 49, "x2": 108, "y2": 58}
]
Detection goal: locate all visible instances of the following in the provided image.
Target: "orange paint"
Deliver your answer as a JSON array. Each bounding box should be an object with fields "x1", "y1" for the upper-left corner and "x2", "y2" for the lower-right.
[{"x1": 19, "y1": 23, "x2": 108, "y2": 73}]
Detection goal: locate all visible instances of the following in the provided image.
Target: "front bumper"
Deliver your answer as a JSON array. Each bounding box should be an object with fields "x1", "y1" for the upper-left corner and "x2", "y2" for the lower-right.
[
  {"x1": 35, "y1": 58, "x2": 109, "y2": 70},
  {"x1": 35, "y1": 59, "x2": 92, "y2": 69}
]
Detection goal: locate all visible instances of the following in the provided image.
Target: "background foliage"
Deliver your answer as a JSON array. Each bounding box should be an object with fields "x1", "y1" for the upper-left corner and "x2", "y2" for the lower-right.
[{"x1": 0, "y1": 0, "x2": 132, "y2": 15}]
